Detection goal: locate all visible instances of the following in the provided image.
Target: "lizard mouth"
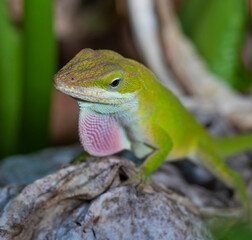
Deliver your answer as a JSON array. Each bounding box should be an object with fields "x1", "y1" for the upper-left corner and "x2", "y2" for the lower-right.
[{"x1": 54, "y1": 84, "x2": 135, "y2": 105}]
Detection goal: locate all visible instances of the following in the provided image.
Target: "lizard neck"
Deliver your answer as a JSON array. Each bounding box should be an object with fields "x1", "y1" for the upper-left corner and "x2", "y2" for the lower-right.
[{"x1": 77, "y1": 98, "x2": 139, "y2": 117}]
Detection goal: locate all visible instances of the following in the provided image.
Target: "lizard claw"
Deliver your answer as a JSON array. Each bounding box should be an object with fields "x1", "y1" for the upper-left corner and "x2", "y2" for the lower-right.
[
  {"x1": 124, "y1": 167, "x2": 152, "y2": 189},
  {"x1": 70, "y1": 151, "x2": 90, "y2": 165}
]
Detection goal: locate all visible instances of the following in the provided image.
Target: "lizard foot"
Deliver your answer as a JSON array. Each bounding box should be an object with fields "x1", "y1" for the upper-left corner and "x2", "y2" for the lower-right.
[
  {"x1": 71, "y1": 151, "x2": 90, "y2": 165},
  {"x1": 124, "y1": 167, "x2": 152, "y2": 189}
]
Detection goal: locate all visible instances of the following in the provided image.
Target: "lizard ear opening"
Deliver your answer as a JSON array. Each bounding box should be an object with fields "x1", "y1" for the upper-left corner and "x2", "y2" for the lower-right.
[{"x1": 109, "y1": 78, "x2": 121, "y2": 88}]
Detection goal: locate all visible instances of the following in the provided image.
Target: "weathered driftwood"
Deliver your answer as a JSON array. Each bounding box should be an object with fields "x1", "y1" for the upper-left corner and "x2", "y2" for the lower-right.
[{"x1": 0, "y1": 154, "x2": 216, "y2": 240}]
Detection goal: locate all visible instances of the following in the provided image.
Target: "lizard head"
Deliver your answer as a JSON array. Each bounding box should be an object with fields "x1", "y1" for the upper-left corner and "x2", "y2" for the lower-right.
[{"x1": 54, "y1": 48, "x2": 142, "y2": 105}]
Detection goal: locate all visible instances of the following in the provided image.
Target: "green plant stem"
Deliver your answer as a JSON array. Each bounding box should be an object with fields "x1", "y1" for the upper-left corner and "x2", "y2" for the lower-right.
[
  {"x1": 0, "y1": 0, "x2": 22, "y2": 158},
  {"x1": 20, "y1": 0, "x2": 57, "y2": 152}
]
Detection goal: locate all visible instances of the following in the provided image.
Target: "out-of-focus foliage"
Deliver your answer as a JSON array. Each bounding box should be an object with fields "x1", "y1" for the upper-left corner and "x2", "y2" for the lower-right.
[
  {"x1": 179, "y1": 0, "x2": 252, "y2": 91},
  {"x1": 217, "y1": 224, "x2": 252, "y2": 240},
  {"x1": 0, "y1": 0, "x2": 22, "y2": 158},
  {"x1": 21, "y1": 0, "x2": 57, "y2": 152},
  {"x1": 0, "y1": 0, "x2": 57, "y2": 159}
]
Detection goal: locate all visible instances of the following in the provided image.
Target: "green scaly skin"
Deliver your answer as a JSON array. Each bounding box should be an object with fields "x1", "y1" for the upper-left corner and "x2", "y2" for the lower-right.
[{"x1": 54, "y1": 48, "x2": 252, "y2": 215}]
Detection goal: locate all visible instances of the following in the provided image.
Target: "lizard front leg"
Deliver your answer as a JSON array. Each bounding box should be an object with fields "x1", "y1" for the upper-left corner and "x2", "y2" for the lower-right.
[{"x1": 133, "y1": 124, "x2": 173, "y2": 180}]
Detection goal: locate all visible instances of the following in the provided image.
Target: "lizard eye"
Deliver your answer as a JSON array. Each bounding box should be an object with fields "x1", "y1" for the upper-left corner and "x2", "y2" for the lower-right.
[{"x1": 109, "y1": 78, "x2": 121, "y2": 88}]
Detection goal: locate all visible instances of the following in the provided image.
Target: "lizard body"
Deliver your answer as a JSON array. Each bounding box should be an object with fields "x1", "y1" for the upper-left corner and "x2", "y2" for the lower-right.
[{"x1": 54, "y1": 48, "x2": 252, "y2": 212}]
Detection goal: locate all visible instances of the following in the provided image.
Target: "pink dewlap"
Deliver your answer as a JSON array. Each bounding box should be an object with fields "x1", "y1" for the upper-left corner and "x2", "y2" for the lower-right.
[{"x1": 79, "y1": 113, "x2": 126, "y2": 156}]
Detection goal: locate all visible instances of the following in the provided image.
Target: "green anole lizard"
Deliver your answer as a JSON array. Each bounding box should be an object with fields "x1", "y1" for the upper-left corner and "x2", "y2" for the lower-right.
[{"x1": 54, "y1": 48, "x2": 252, "y2": 213}]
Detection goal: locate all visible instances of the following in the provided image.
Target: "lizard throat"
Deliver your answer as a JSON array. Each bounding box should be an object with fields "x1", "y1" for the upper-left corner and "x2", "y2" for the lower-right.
[{"x1": 78, "y1": 110, "x2": 130, "y2": 156}]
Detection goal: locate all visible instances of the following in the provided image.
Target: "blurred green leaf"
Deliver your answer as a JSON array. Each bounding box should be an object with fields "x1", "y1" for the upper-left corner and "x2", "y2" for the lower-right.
[
  {"x1": 19, "y1": 0, "x2": 57, "y2": 152},
  {"x1": 179, "y1": 0, "x2": 251, "y2": 91},
  {"x1": 218, "y1": 223, "x2": 252, "y2": 240},
  {"x1": 0, "y1": 0, "x2": 22, "y2": 157},
  {"x1": 178, "y1": 0, "x2": 209, "y2": 37}
]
